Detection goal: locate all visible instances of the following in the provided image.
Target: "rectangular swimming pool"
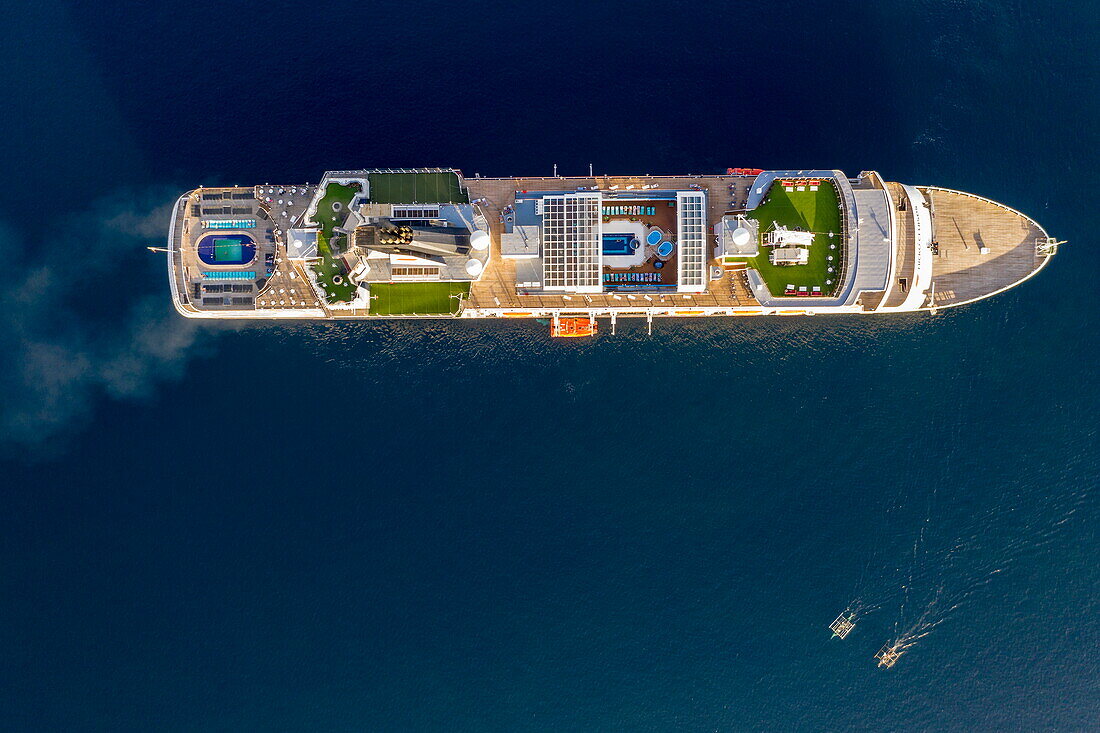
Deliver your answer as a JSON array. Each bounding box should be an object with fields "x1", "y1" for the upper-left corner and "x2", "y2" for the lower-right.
[
  {"x1": 602, "y1": 233, "x2": 635, "y2": 256},
  {"x1": 214, "y1": 238, "x2": 243, "y2": 262}
]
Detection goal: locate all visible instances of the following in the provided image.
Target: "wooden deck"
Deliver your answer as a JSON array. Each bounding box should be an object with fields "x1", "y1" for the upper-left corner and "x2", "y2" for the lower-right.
[
  {"x1": 924, "y1": 187, "x2": 1049, "y2": 307},
  {"x1": 459, "y1": 175, "x2": 1057, "y2": 316},
  {"x1": 256, "y1": 259, "x2": 324, "y2": 311},
  {"x1": 464, "y1": 174, "x2": 759, "y2": 311},
  {"x1": 170, "y1": 175, "x2": 1058, "y2": 319}
]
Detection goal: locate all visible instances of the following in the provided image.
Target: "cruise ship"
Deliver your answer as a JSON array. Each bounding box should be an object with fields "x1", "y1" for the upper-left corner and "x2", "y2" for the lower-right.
[{"x1": 165, "y1": 167, "x2": 1059, "y2": 329}]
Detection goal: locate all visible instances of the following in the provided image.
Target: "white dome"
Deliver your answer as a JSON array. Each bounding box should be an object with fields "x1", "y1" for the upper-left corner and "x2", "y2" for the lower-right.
[
  {"x1": 732, "y1": 227, "x2": 751, "y2": 246},
  {"x1": 470, "y1": 230, "x2": 490, "y2": 251},
  {"x1": 465, "y1": 258, "x2": 484, "y2": 276}
]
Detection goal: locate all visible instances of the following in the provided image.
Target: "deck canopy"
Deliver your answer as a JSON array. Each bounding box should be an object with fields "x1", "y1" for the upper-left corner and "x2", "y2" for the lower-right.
[
  {"x1": 770, "y1": 247, "x2": 810, "y2": 265},
  {"x1": 676, "y1": 191, "x2": 707, "y2": 292},
  {"x1": 766, "y1": 226, "x2": 814, "y2": 248},
  {"x1": 541, "y1": 193, "x2": 603, "y2": 293}
]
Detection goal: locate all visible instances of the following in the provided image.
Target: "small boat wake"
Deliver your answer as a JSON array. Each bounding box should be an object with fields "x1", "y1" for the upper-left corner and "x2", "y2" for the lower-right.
[{"x1": 833, "y1": 443, "x2": 1090, "y2": 668}]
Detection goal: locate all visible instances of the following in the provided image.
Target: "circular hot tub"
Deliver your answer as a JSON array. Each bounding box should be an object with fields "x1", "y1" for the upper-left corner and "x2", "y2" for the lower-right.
[{"x1": 656, "y1": 241, "x2": 674, "y2": 258}]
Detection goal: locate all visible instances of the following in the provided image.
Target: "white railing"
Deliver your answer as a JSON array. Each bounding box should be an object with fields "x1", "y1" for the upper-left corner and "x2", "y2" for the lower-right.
[
  {"x1": 875, "y1": 174, "x2": 899, "y2": 310},
  {"x1": 166, "y1": 192, "x2": 195, "y2": 315},
  {"x1": 919, "y1": 185, "x2": 1050, "y2": 227},
  {"x1": 326, "y1": 167, "x2": 461, "y2": 175},
  {"x1": 822, "y1": 175, "x2": 856, "y2": 303}
]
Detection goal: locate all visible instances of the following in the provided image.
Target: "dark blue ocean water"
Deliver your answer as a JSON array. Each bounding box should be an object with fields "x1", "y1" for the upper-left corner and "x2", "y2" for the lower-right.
[{"x1": 1, "y1": 2, "x2": 1097, "y2": 730}]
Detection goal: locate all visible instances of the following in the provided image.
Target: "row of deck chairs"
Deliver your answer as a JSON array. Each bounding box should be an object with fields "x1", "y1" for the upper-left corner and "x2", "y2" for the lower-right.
[
  {"x1": 781, "y1": 179, "x2": 821, "y2": 192},
  {"x1": 605, "y1": 272, "x2": 662, "y2": 283},
  {"x1": 603, "y1": 206, "x2": 656, "y2": 217},
  {"x1": 784, "y1": 285, "x2": 824, "y2": 297}
]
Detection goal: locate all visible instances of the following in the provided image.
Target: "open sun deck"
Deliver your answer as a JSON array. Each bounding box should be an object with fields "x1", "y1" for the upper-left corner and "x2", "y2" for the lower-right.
[
  {"x1": 923, "y1": 187, "x2": 1052, "y2": 307},
  {"x1": 165, "y1": 166, "x2": 1059, "y2": 324}
]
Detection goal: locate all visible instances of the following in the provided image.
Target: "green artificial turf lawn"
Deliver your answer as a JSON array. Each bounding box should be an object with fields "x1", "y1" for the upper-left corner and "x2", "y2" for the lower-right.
[
  {"x1": 369, "y1": 282, "x2": 471, "y2": 315},
  {"x1": 310, "y1": 182, "x2": 361, "y2": 303},
  {"x1": 312, "y1": 231, "x2": 357, "y2": 302},
  {"x1": 366, "y1": 172, "x2": 468, "y2": 204},
  {"x1": 741, "y1": 180, "x2": 843, "y2": 296},
  {"x1": 314, "y1": 182, "x2": 360, "y2": 237},
  {"x1": 306, "y1": 177, "x2": 470, "y2": 306}
]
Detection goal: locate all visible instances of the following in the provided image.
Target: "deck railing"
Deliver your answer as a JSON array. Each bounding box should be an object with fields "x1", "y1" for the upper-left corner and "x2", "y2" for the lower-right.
[
  {"x1": 325, "y1": 167, "x2": 462, "y2": 176},
  {"x1": 919, "y1": 185, "x2": 1050, "y2": 229},
  {"x1": 831, "y1": 175, "x2": 857, "y2": 302},
  {"x1": 166, "y1": 193, "x2": 196, "y2": 314}
]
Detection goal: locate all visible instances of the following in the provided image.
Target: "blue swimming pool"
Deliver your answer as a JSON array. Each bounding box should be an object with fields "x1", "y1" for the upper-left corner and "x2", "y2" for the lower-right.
[
  {"x1": 197, "y1": 233, "x2": 256, "y2": 266},
  {"x1": 602, "y1": 233, "x2": 637, "y2": 256},
  {"x1": 646, "y1": 230, "x2": 663, "y2": 246}
]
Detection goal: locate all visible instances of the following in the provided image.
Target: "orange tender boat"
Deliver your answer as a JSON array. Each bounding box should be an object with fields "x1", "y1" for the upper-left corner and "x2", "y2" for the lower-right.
[{"x1": 550, "y1": 317, "x2": 597, "y2": 337}]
